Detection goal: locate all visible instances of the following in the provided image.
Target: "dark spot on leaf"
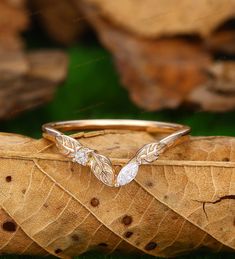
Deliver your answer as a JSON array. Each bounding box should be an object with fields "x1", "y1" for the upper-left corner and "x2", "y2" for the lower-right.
[
  {"x1": 71, "y1": 166, "x2": 74, "y2": 172},
  {"x1": 124, "y1": 231, "x2": 133, "y2": 238},
  {"x1": 71, "y1": 234, "x2": 79, "y2": 242},
  {"x1": 55, "y1": 249, "x2": 62, "y2": 254},
  {"x1": 146, "y1": 181, "x2": 153, "y2": 187},
  {"x1": 122, "y1": 215, "x2": 132, "y2": 226},
  {"x1": 2, "y1": 221, "x2": 17, "y2": 232},
  {"x1": 176, "y1": 152, "x2": 184, "y2": 159},
  {"x1": 164, "y1": 195, "x2": 168, "y2": 200},
  {"x1": 22, "y1": 189, "x2": 26, "y2": 194},
  {"x1": 90, "y1": 197, "x2": 99, "y2": 207},
  {"x1": 98, "y1": 243, "x2": 108, "y2": 247},
  {"x1": 56, "y1": 205, "x2": 64, "y2": 210},
  {"x1": 222, "y1": 157, "x2": 230, "y2": 162},
  {"x1": 145, "y1": 242, "x2": 157, "y2": 250},
  {"x1": 43, "y1": 203, "x2": 49, "y2": 208},
  {"x1": 171, "y1": 215, "x2": 178, "y2": 220},
  {"x1": 163, "y1": 207, "x2": 168, "y2": 212},
  {"x1": 5, "y1": 176, "x2": 12, "y2": 182}
]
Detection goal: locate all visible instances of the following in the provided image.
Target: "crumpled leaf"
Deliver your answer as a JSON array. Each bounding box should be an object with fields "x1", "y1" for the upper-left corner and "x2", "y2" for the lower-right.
[
  {"x1": 77, "y1": 1, "x2": 235, "y2": 112},
  {"x1": 0, "y1": 130, "x2": 234, "y2": 258},
  {"x1": 81, "y1": 0, "x2": 235, "y2": 37}
]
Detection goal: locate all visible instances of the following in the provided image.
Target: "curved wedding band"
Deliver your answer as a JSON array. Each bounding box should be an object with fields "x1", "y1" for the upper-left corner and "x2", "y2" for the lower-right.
[{"x1": 42, "y1": 119, "x2": 191, "y2": 187}]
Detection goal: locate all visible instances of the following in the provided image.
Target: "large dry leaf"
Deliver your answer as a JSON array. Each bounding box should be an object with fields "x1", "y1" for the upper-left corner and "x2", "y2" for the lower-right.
[
  {"x1": 0, "y1": 50, "x2": 68, "y2": 119},
  {"x1": 78, "y1": 2, "x2": 235, "y2": 111},
  {"x1": 82, "y1": 0, "x2": 235, "y2": 37},
  {"x1": 0, "y1": 131, "x2": 234, "y2": 258},
  {"x1": 0, "y1": 0, "x2": 28, "y2": 50},
  {"x1": 30, "y1": 0, "x2": 86, "y2": 45}
]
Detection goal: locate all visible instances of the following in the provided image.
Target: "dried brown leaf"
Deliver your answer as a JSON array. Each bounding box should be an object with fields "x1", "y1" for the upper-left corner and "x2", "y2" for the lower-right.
[
  {"x1": 78, "y1": 3, "x2": 235, "y2": 111},
  {"x1": 30, "y1": 0, "x2": 86, "y2": 45},
  {"x1": 0, "y1": 50, "x2": 68, "y2": 119},
  {"x1": 81, "y1": 0, "x2": 235, "y2": 37},
  {"x1": 0, "y1": 131, "x2": 234, "y2": 258}
]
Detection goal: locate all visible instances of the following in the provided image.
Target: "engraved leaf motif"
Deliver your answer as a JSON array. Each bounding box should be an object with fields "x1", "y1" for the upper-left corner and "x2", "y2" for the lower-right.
[
  {"x1": 89, "y1": 152, "x2": 115, "y2": 186},
  {"x1": 55, "y1": 134, "x2": 82, "y2": 157},
  {"x1": 136, "y1": 142, "x2": 166, "y2": 164}
]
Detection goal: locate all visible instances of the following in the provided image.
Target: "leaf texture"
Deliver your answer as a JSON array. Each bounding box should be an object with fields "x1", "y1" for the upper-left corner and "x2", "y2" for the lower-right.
[
  {"x1": 55, "y1": 134, "x2": 82, "y2": 157},
  {"x1": 80, "y1": 0, "x2": 235, "y2": 37},
  {"x1": 0, "y1": 131, "x2": 234, "y2": 258},
  {"x1": 89, "y1": 152, "x2": 115, "y2": 186},
  {"x1": 136, "y1": 142, "x2": 164, "y2": 164}
]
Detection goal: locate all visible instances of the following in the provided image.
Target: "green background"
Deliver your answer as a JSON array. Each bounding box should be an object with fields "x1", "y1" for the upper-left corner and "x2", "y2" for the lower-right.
[{"x1": 0, "y1": 28, "x2": 235, "y2": 259}]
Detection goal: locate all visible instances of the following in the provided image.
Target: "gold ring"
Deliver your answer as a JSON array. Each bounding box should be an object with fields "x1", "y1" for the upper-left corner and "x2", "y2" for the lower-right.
[{"x1": 42, "y1": 119, "x2": 191, "y2": 187}]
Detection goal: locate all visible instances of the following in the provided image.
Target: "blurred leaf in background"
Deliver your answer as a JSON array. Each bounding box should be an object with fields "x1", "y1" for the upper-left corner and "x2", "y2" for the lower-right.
[{"x1": 1, "y1": 39, "x2": 235, "y2": 138}]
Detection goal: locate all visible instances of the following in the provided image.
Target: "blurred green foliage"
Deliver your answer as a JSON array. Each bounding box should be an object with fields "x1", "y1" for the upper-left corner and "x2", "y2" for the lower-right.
[
  {"x1": 0, "y1": 30, "x2": 235, "y2": 259},
  {"x1": 1, "y1": 42, "x2": 235, "y2": 138}
]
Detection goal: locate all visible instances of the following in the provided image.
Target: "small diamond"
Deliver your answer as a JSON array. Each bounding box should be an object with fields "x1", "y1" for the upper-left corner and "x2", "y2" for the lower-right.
[
  {"x1": 74, "y1": 148, "x2": 89, "y2": 165},
  {"x1": 116, "y1": 162, "x2": 139, "y2": 187}
]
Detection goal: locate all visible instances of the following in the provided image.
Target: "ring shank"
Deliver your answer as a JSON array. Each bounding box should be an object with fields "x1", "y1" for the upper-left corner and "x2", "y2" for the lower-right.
[
  {"x1": 42, "y1": 119, "x2": 191, "y2": 148},
  {"x1": 43, "y1": 119, "x2": 190, "y2": 133}
]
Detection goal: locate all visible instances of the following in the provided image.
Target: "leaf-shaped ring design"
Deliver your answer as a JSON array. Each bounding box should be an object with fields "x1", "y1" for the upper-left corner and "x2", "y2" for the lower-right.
[{"x1": 42, "y1": 119, "x2": 190, "y2": 187}]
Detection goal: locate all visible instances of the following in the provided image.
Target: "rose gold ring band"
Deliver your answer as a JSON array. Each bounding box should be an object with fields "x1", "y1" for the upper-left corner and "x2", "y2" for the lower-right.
[{"x1": 42, "y1": 119, "x2": 191, "y2": 187}]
